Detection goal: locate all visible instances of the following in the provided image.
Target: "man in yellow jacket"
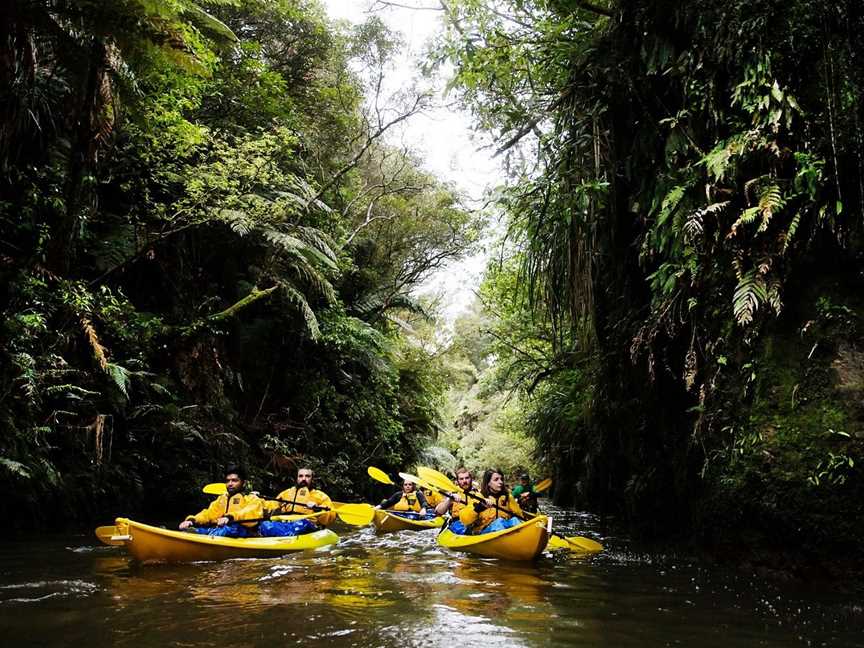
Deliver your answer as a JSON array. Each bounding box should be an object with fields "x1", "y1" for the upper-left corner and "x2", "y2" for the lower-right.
[
  {"x1": 259, "y1": 467, "x2": 336, "y2": 537},
  {"x1": 435, "y1": 467, "x2": 475, "y2": 534},
  {"x1": 179, "y1": 465, "x2": 263, "y2": 537},
  {"x1": 458, "y1": 468, "x2": 524, "y2": 534}
]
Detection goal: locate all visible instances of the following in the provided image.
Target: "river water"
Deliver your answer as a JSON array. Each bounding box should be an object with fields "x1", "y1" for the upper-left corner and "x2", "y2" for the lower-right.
[{"x1": 1, "y1": 506, "x2": 861, "y2": 647}]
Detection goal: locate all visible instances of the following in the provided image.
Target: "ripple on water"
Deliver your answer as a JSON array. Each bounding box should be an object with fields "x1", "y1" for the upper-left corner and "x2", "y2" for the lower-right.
[{"x1": 0, "y1": 579, "x2": 99, "y2": 604}]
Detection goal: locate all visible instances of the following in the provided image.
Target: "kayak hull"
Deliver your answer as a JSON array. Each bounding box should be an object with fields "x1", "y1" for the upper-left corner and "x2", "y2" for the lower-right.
[
  {"x1": 372, "y1": 510, "x2": 444, "y2": 533},
  {"x1": 437, "y1": 515, "x2": 551, "y2": 561},
  {"x1": 109, "y1": 518, "x2": 339, "y2": 563}
]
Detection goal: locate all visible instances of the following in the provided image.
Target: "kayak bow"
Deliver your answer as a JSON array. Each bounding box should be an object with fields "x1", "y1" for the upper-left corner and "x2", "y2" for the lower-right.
[
  {"x1": 372, "y1": 509, "x2": 444, "y2": 533},
  {"x1": 437, "y1": 515, "x2": 551, "y2": 561}
]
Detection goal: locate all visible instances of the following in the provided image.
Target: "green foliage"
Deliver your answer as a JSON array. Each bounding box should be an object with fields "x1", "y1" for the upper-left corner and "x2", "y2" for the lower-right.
[
  {"x1": 0, "y1": 0, "x2": 476, "y2": 528},
  {"x1": 438, "y1": 0, "x2": 864, "y2": 554}
]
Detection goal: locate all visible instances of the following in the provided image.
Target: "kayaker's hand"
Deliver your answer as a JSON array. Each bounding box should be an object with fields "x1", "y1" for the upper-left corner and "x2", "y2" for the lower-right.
[
  {"x1": 485, "y1": 497, "x2": 497, "y2": 507},
  {"x1": 216, "y1": 516, "x2": 230, "y2": 527},
  {"x1": 179, "y1": 520, "x2": 193, "y2": 530},
  {"x1": 419, "y1": 508, "x2": 427, "y2": 516}
]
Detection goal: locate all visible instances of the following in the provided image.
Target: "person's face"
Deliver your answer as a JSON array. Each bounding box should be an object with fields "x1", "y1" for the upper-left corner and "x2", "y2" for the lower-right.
[
  {"x1": 402, "y1": 481, "x2": 415, "y2": 493},
  {"x1": 489, "y1": 472, "x2": 504, "y2": 494},
  {"x1": 297, "y1": 469, "x2": 313, "y2": 489},
  {"x1": 520, "y1": 477, "x2": 529, "y2": 486},
  {"x1": 456, "y1": 472, "x2": 473, "y2": 490},
  {"x1": 225, "y1": 473, "x2": 243, "y2": 495}
]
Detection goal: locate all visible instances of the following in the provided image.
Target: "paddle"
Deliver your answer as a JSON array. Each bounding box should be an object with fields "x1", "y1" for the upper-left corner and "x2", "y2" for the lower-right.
[
  {"x1": 534, "y1": 477, "x2": 552, "y2": 493},
  {"x1": 414, "y1": 467, "x2": 603, "y2": 554},
  {"x1": 200, "y1": 484, "x2": 374, "y2": 526},
  {"x1": 366, "y1": 466, "x2": 394, "y2": 485},
  {"x1": 367, "y1": 466, "x2": 439, "y2": 519}
]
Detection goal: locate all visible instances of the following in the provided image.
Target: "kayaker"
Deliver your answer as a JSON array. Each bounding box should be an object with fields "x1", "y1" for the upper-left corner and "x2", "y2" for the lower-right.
[
  {"x1": 376, "y1": 479, "x2": 430, "y2": 517},
  {"x1": 259, "y1": 467, "x2": 336, "y2": 537},
  {"x1": 435, "y1": 467, "x2": 475, "y2": 534},
  {"x1": 178, "y1": 465, "x2": 263, "y2": 537},
  {"x1": 511, "y1": 473, "x2": 539, "y2": 513},
  {"x1": 458, "y1": 468, "x2": 524, "y2": 534}
]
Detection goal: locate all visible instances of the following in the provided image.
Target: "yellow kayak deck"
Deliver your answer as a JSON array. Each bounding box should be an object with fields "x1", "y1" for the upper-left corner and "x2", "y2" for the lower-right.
[
  {"x1": 104, "y1": 518, "x2": 339, "y2": 563},
  {"x1": 437, "y1": 515, "x2": 551, "y2": 561},
  {"x1": 372, "y1": 509, "x2": 444, "y2": 533}
]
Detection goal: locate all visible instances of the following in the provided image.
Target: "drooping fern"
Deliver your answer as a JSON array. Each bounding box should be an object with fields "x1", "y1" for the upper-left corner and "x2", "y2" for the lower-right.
[{"x1": 732, "y1": 269, "x2": 769, "y2": 325}]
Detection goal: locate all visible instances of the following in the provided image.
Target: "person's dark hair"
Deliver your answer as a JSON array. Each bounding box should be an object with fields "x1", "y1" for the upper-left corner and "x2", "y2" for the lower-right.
[
  {"x1": 520, "y1": 473, "x2": 530, "y2": 481},
  {"x1": 480, "y1": 469, "x2": 507, "y2": 497},
  {"x1": 225, "y1": 464, "x2": 246, "y2": 481}
]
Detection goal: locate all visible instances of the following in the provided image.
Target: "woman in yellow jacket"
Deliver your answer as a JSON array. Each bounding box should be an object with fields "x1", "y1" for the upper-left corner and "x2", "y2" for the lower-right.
[
  {"x1": 458, "y1": 468, "x2": 525, "y2": 534},
  {"x1": 179, "y1": 466, "x2": 263, "y2": 537},
  {"x1": 260, "y1": 467, "x2": 336, "y2": 537},
  {"x1": 376, "y1": 479, "x2": 430, "y2": 518}
]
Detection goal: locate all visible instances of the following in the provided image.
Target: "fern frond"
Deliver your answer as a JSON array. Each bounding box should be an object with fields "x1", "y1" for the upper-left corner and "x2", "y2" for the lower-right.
[
  {"x1": 782, "y1": 211, "x2": 801, "y2": 254},
  {"x1": 756, "y1": 184, "x2": 784, "y2": 232},
  {"x1": 106, "y1": 362, "x2": 131, "y2": 399},
  {"x1": 728, "y1": 206, "x2": 760, "y2": 238},
  {"x1": 733, "y1": 270, "x2": 769, "y2": 325},
  {"x1": 0, "y1": 458, "x2": 31, "y2": 479},
  {"x1": 657, "y1": 185, "x2": 686, "y2": 227},
  {"x1": 43, "y1": 384, "x2": 101, "y2": 399},
  {"x1": 281, "y1": 284, "x2": 321, "y2": 339},
  {"x1": 219, "y1": 208, "x2": 254, "y2": 236}
]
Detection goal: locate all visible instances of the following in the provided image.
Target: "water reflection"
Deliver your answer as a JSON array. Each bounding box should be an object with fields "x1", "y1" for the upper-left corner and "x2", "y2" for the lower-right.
[{"x1": 0, "y1": 512, "x2": 862, "y2": 647}]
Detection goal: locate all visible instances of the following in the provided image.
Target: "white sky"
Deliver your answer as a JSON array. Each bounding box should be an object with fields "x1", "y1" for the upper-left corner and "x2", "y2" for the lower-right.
[{"x1": 322, "y1": 0, "x2": 501, "y2": 324}]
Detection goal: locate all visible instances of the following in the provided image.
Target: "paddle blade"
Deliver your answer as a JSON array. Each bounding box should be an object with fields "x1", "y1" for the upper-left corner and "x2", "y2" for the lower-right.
[
  {"x1": 534, "y1": 478, "x2": 552, "y2": 493},
  {"x1": 548, "y1": 533, "x2": 603, "y2": 554},
  {"x1": 334, "y1": 503, "x2": 374, "y2": 526},
  {"x1": 416, "y1": 466, "x2": 458, "y2": 493},
  {"x1": 567, "y1": 535, "x2": 603, "y2": 553},
  {"x1": 203, "y1": 482, "x2": 227, "y2": 495},
  {"x1": 398, "y1": 472, "x2": 438, "y2": 493},
  {"x1": 95, "y1": 525, "x2": 124, "y2": 546},
  {"x1": 367, "y1": 466, "x2": 394, "y2": 485}
]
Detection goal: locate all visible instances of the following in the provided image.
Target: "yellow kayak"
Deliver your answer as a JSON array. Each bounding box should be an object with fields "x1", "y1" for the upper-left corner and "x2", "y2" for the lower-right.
[
  {"x1": 372, "y1": 509, "x2": 444, "y2": 533},
  {"x1": 101, "y1": 518, "x2": 339, "y2": 563},
  {"x1": 437, "y1": 515, "x2": 551, "y2": 561}
]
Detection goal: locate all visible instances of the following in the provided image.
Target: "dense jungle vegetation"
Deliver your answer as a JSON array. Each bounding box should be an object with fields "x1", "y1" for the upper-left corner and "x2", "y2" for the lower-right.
[
  {"x1": 434, "y1": 0, "x2": 864, "y2": 575},
  {"x1": 2, "y1": 0, "x2": 862, "y2": 578},
  {"x1": 0, "y1": 0, "x2": 481, "y2": 528}
]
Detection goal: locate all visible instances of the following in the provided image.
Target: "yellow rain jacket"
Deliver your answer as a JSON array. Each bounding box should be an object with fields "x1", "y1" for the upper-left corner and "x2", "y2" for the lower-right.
[
  {"x1": 458, "y1": 492, "x2": 524, "y2": 533},
  {"x1": 186, "y1": 492, "x2": 263, "y2": 528},
  {"x1": 266, "y1": 486, "x2": 336, "y2": 526},
  {"x1": 447, "y1": 491, "x2": 472, "y2": 518}
]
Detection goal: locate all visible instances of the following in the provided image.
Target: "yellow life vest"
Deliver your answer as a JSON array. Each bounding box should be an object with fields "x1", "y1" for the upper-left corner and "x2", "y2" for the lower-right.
[
  {"x1": 458, "y1": 492, "x2": 523, "y2": 533},
  {"x1": 392, "y1": 493, "x2": 422, "y2": 512},
  {"x1": 266, "y1": 486, "x2": 336, "y2": 526},
  {"x1": 187, "y1": 492, "x2": 263, "y2": 528}
]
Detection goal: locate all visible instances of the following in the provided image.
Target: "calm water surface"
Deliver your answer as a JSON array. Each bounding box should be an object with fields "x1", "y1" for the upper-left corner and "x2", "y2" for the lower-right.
[{"x1": 1, "y1": 506, "x2": 861, "y2": 647}]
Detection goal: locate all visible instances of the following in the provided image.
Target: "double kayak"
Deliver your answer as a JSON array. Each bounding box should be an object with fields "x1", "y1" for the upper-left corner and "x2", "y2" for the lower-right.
[
  {"x1": 372, "y1": 509, "x2": 444, "y2": 533},
  {"x1": 437, "y1": 515, "x2": 551, "y2": 561},
  {"x1": 99, "y1": 518, "x2": 339, "y2": 563}
]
